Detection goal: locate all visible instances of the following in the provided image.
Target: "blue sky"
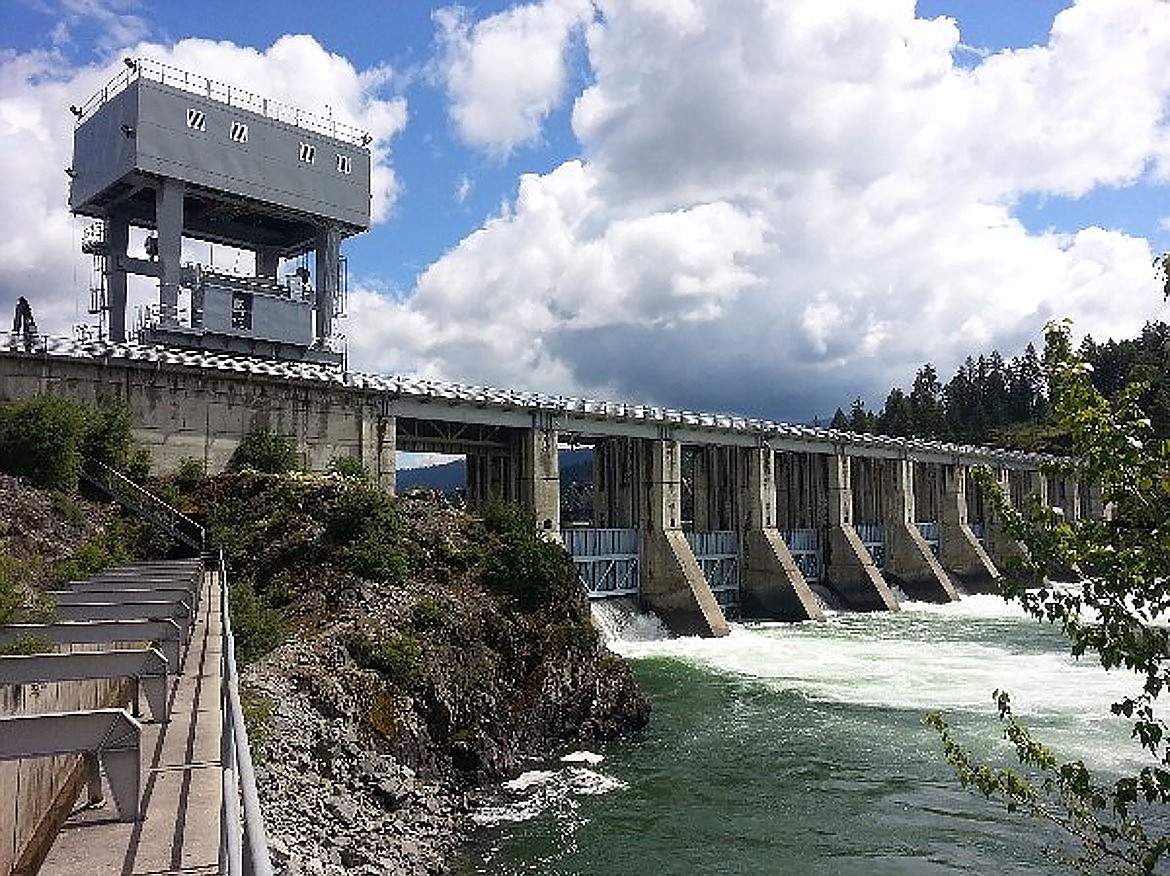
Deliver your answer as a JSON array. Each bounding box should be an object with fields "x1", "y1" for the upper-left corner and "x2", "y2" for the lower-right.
[{"x1": 3, "y1": 0, "x2": 1170, "y2": 422}]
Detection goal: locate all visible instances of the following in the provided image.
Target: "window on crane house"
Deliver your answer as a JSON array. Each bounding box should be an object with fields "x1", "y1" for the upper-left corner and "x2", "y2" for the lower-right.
[
  {"x1": 299, "y1": 142, "x2": 316, "y2": 164},
  {"x1": 230, "y1": 120, "x2": 249, "y2": 143},
  {"x1": 231, "y1": 291, "x2": 253, "y2": 330},
  {"x1": 336, "y1": 153, "x2": 352, "y2": 174},
  {"x1": 186, "y1": 108, "x2": 206, "y2": 131}
]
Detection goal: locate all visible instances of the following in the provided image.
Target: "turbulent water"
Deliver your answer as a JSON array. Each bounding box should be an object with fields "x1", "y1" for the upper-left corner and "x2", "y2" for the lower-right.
[{"x1": 453, "y1": 595, "x2": 1148, "y2": 875}]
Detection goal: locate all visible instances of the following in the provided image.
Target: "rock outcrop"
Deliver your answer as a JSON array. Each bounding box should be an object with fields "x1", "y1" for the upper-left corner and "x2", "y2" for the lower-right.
[{"x1": 197, "y1": 475, "x2": 650, "y2": 875}]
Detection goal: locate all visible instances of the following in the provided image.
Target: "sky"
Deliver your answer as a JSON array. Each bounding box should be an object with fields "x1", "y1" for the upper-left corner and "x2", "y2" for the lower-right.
[{"x1": 3, "y1": 0, "x2": 1170, "y2": 424}]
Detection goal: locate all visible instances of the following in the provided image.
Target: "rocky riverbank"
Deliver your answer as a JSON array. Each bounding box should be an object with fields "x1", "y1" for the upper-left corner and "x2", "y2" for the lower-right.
[{"x1": 190, "y1": 474, "x2": 650, "y2": 875}]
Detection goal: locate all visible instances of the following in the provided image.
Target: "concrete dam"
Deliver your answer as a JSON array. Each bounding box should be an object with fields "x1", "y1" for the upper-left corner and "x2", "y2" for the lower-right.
[{"x1": 0, "y1": 336, "x2": 1079, "y2": 639}]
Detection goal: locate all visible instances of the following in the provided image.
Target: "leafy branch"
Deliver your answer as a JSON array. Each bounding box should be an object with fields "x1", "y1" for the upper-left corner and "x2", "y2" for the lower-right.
[{"x1": 930, "y1": 319, "x2": 1170, "y2": 875}]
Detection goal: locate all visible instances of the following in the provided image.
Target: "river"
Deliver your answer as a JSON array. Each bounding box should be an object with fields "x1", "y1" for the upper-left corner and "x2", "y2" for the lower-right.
[{"x1": 452, "y1": 594, "x2": 1150, "y2": 875}]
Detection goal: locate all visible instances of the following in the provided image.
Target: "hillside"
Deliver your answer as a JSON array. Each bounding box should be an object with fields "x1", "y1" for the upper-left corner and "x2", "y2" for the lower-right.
[
  {"x1": 0, "y1": 463, "x2": 649, "y2": 874},
  {"x1": 182, "y1": 471, "x2": 650, "y2": 873}
]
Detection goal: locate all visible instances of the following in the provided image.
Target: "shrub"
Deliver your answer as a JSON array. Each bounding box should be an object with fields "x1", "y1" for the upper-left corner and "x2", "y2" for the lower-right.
[
  {"x1": 228, "y1": 429, "x2": 299, "y2": 474},
  {"x1": 240, "y1": 690, "x2": 275, "y2": 751},
  {"x1": 229, "y1": 579, "x2": 286, "y2": 664},
  {"x1": 0, "y1": 395, "x2": 137, "y2": 491},
  {"x1": 328, "y1": 455, "x2": 369, "y2": 481},
  {"x1": 480, "y1": 502, "x2": 575, "y2": 610},
  {"x1": 0, "y1": 395, "x2": 91, "y2": 491},
  {"x1": 0, "y1": 547, "x2": 50, "y2": 626},
  {"x1": 82, "y1": 399, "x2": 133, "y2": 471},
  {"x1": 325, "y1": 484, "x2": 396, "y2": 543},
  {"x1": 174, "y1": 456, "x2": 207, "y2": 492},
  {"x1": 325, "y1": 483, "x2": 409, "y2": 582},
  {"x1": 347, "y1": 539, "x2": 409, "y2": 583},
  {"x1": 411, "y1": 596, "x2": 449, "y2": 630},
  {"x1": 124, "y1": 447, "x2": 152, "y2": 482},
  {"x1": 51, "y1": 536, "x2": 126, "y2": 585},
  {"x1": 347, "y1": 629, "x2": 424, "y2": 689}
]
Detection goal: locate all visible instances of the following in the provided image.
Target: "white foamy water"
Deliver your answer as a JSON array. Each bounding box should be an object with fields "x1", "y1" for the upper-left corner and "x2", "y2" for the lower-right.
[
  {"x1": 603, "y1": 593, "x2": 1146, "y2": 773},
  {"x1": 473, "y1": 754, "x2": 627, "y2": 827},
  {"x1": 591, "y1": 599, "x2": 671, "y2": 642}
]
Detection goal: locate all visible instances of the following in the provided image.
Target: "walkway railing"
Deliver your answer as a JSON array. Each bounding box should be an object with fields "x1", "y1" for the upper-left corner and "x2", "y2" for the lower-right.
[
  {"x1": 218, "y1": 552, "x2": 274, "y2": 876},
  {"x1": 83, "y1": 461, "x2": 205, "y2": 552}
]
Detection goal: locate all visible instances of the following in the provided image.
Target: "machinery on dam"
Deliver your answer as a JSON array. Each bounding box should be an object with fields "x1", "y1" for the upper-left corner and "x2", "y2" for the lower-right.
[{"x1": 68, "y1": 57, "x2": 372, "y2": 364}]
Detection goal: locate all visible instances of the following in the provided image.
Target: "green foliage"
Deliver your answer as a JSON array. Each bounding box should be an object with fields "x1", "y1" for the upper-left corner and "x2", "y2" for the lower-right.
[
  {"x1": 240, "y1": 689, "x2": 275, "y2": 752},
  {"x1": 327, "y1": 455, "x2": 369, "y2": 481},
  {"x1": 347, "y1": 629, "x2": 424, "y2": 689},
  {"x1": 82, "y1": 400, "x2": 133, "y2": 471},
  {"x1": 0, "y1": 396, "x2": 91, "y2": 491},
  {"x1": 326, "y1": 483, "x2": 408, "y2": 582},
  {"x1": 840, "y1": 320, "x2": 1170, "y2": 446},
  {"x1": 0, "y1": 546, "x2": 51, "y2": 626},
  {"x1": 50, "y1": 535, "x2": 126, "y2": 585},
  {"x1": 227, "y1": 429, "x2": 299, "y2": 474},
  {"x1": 410, "y1": 596, "x2": 450, "y2": 630},
  {"x1": 0, "y1": 395, "x2": 136, "y2": 491},
  {"x1": 930, "y1": 320, "x2": 1170, "y2": 874},
  {"x1": 480, "y1": 502, "x2": 575, "y2": 610},
  {"x1": 229, "y1": 579, "x2": 286, "y2": 664},
  {"x1": 174, "y1": 456, "x2": 207, "y2": 493},
  {"x1": 0, "y1": 636, "x2": 52, "y2": 655},
  {"x1": 124, "y1": 447, "x2": 151, "y2": 482}
]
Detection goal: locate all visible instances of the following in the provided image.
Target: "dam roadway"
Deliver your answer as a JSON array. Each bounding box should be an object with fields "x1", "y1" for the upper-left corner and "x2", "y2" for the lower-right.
[{"x1": 0, "y1": 335, "x2": 1083, "y2": 638}]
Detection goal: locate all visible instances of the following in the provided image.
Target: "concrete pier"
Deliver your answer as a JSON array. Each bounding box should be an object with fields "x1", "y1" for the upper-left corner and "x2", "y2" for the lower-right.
[
  {"x1": 882, "y1": 458, "x2": 958, "y2": 602},
  {"x1": 738, "y1": 447, "x2": 824, "y2": 621},
  {"x1": 824, "y1": 454, "x2": 899, "y2": 611},
  {"x1": 938, "y1": 464, "x2": 999, "y2": 592},
  {"x1": 637, "y1": 439, "x2": 729, "y2": 638}
]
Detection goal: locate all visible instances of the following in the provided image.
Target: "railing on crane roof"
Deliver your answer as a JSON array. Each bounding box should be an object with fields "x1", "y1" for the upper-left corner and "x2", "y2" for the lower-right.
[{"x1": 73, "y1": 57, "x2": 371, "y2": 149}]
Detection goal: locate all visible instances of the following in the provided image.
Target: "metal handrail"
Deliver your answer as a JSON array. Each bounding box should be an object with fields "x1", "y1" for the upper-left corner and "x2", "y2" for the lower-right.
[
  {"x1": 74, "y1": 57, "x2": 371, "y2": 148},
  {"x1": 218, "y1": 552, "x2": 274, "y2": 876},
  {"x1": 83, "y1": 461, "x2": 205, "y2": 552}
]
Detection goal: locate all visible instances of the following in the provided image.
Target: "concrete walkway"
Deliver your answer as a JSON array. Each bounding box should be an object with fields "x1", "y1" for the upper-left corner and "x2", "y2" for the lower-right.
[{"x1": 39, "y1": 568, "x2": 223, "y2": 876}]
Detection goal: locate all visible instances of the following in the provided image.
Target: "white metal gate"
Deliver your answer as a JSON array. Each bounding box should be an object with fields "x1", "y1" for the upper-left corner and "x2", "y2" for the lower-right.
[
  {"x1": 784, "y1": 528, "x2": 821, "y2": 584},
  {"x1": 854, "y1": 522, "x2": 886, "y2": 569},
  {"x1": 562, "y1": 528, "x2": 640, "y2": 597},
  {"x1": 686, "y1": 530, "x2": 740, "y2": 614}
]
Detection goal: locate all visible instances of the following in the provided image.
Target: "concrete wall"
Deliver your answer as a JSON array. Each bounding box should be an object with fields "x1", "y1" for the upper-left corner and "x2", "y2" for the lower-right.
[{"x1": 0, "y1": 354, "x2": 395, "y2": 487}]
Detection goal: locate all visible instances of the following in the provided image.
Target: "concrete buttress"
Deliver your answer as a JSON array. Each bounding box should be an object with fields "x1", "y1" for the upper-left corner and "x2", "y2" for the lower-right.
[
  {"x1": 882, "y1": 458, "x2": 958, "y2": 602},
  {"x1": 938, "y1": 463, "x2": 998, "y2": 591},
  {"x1": 638, "y1": 438, "x2": 729, "y2": 637},
  {"x1": 738, "y1": 447, "x2": 824, "y2": 621},
  {"x1": 824, "y1": 453, "x2": 899, "y2": 611}
]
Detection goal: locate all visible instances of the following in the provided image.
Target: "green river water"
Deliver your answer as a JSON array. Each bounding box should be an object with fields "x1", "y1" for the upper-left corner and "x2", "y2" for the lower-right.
[{"x1": 453, "y1": 595, "x2": 1150, "y2": 875}]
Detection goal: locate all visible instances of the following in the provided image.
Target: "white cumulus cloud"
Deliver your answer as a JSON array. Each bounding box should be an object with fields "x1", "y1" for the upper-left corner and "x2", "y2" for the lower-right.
[
  {"x1": 350, "y1": 0, "x2": 1170, "y2": 419},
  {"x1": 435, "y1": 0, "x2": 595, "y2": 155}
]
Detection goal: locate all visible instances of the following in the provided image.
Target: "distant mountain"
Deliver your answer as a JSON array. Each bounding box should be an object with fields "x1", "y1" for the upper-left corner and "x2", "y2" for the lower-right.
[
  {"x1": 396, "y1": 459, "x2": 466, "y2": 493},
  {"x1": 397, "y1": 448, "x2": 593, "y2": 493}
]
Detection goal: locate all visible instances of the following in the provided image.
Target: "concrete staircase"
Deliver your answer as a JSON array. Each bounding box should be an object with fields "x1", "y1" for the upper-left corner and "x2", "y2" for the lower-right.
[{"x1": 2, "y1": 562, "x2": 226, "y2": 875}]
